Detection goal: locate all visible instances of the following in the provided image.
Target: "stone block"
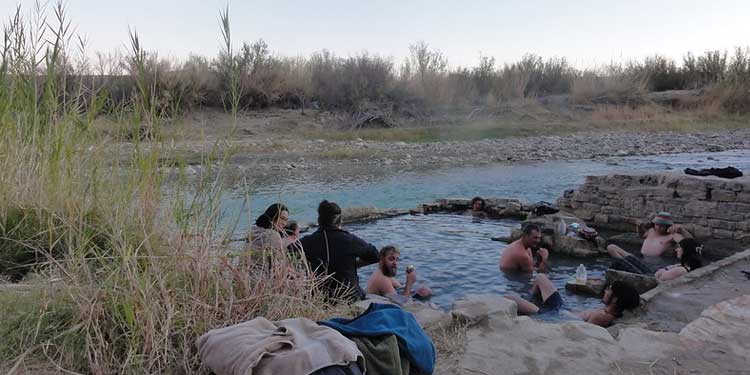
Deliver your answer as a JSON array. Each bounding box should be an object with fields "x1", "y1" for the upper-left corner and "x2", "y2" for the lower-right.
[
  {"x1": 582, "y1": 203, "x2": 601, "y2": 212},
  {"x1": 713, "y1": 229, "x2": 735, "y2": 239},
  {"x1": 682, "y1": 201, "x2": 718, "y2": 217},
  {"x1": 692, "y1": 225, "x2": 713, "y2": 239},
  {"x1": 403, "y1": 303, "x2": 452, "y2": 330},
  {"x1": 729, "y1": 182, "x2": 744, "y2": 192},
  {"x1": 594, "y1": 214, "x2": 609, "y2": 224},
  {"x1": 711, "y1": 189, "x2": 738, "y2": 202},
  {"x1": 605, "y1": 269, "x2": 658, "y2": 294},
  {"x1": 451, "y1": 294, "x2": 517, "y2": 323},
  {"x1": 737, "y1": 192, "x2": 750, "y2": 204},
  {"x1": 566, "y1": 277, "x2": 606, "y2": 296},
  {"x1": 600, "y1": 206, "x2": 619, "y2": 214},
  {"x1": 707, "y1": 219, "x2": 736, "y2": 231},
  {"x1": 707, "y1": 212, "x2": 745, "y2": 222}
]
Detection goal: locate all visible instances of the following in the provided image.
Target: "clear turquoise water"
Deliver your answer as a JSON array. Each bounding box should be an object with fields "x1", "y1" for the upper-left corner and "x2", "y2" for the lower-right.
[{"x1": 210, "y1": 149, "x2": 750, "y2": 319}]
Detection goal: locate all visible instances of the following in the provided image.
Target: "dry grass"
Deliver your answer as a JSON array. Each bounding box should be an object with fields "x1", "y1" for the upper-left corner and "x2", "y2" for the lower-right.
[{"x1": 428, "y1": 321, "x2": 468, "y2": 375}]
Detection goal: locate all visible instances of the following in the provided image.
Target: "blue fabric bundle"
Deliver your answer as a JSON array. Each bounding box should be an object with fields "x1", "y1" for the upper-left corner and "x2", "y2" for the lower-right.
[{"x1": 320, "y1": 303, "x2": 436, "y2": 374}]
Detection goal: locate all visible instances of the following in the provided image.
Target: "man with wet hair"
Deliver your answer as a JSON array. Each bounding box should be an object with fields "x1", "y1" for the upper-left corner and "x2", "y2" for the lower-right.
[
  {"x1": 301, "y1": 200, "x2": 379, "y2": 301},
  {"x1": 607, "y1": 211, "x2": 693, "y2": 273},
  {"x1": 500, "y1": 224, "x2": 549, "y2": 273},
  {"x1": 366, "y1": 246, "x2": 432, "y2": 300},
  {"x1": 467, "y1": 196, "x2": 488, "y2": 218}
]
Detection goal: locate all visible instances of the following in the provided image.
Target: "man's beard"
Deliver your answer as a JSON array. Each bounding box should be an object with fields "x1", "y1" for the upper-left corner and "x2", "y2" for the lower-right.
[{"x1": 381, "y1": 263, "x2": 397, "y2": 277}]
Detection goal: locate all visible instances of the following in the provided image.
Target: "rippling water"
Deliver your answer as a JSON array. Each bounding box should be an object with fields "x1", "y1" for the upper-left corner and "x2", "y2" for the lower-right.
[{"x1": 348, "y1": 214, "x2": 613, "y2": 321}]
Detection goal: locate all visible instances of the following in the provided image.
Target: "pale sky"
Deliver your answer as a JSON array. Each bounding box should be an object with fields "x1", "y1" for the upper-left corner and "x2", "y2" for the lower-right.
[{"x1": 5, "y1": 0, "x2": 750, "y2": 68}]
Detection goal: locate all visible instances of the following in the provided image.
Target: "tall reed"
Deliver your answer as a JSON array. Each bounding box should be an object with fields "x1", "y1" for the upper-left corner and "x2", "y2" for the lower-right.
[{"x1": 0, "y1": 3, "x2": 339, "y2": 374}]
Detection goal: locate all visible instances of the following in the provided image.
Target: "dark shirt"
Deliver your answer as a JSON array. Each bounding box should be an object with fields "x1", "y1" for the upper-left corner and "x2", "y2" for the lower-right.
[{"x1": 301, "y1": 226, "x2": 379, "y2": 301}]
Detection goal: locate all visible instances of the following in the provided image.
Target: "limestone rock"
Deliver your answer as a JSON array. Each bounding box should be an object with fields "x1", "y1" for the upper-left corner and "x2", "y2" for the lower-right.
[
  {"x1": 565, "y1": 277, "x2": 606, "y2": 296},
  {"x1": 451, "y1": 294, "x2": 517, "y2": 323},
  {"x1": 403, "y1": 303, "x2": 452, "y2": 330},
  {"x1": 680, "y1": 294, "x2": 750, "y2": 359},
  {"x1": 605, "y1": 269, "x2": 658, "y2": 294}
]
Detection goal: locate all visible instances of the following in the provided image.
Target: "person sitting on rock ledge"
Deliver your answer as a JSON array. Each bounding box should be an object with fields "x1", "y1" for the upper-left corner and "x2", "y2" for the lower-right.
[
  {"x1": 575, "y1": 281, "x2": 641, "y2": 327},
  {"x1": 500, "y1": 224, "x2": 549, "y2": 273},
  {"x1": 366, "y1": 245, "x2": 432, "y2": 303},
  {"x1": 654, "y1": 238, "x2": 703, "y2": 282},
  {"x1": 250, "y1": 203, "x2": 297, "y2": 252},
  {"x1": 607, "y1": 211, "x2": 693, "y2": 273},
  {"x1": 301, "y1": 200, "x2": 379, "y2": 302}
]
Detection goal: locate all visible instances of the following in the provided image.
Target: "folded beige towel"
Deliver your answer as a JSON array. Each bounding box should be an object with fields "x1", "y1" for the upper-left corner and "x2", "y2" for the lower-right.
[{"x1": 196, "y1": 317, "x2": 362, "y2": 375}]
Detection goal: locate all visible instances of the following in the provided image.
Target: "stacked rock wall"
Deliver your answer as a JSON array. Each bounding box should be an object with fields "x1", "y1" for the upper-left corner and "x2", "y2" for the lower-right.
[{"x1": 558, "y1": 173, "x2": 750, "y2": 255}]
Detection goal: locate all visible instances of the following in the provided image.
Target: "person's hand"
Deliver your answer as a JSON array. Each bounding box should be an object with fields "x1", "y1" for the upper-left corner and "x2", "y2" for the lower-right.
[
  {"x1": 667, "y1": 225, "x2": 683, "y2": 235},
  {"x1": 406, "y1": 269, "x2": 417, "y2": 285},
  {"x1": 538, "y1": 248, "x2": 550, "y2": 261}
]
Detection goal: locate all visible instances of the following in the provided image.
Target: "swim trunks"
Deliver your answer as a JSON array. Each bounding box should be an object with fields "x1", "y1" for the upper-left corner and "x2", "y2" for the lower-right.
[
  {"x1": 611, "y1": 254, "x2": 653, "y2": 275},
  {"x1": 541, "y1": 291, "x2": 563, "y2": 310}
]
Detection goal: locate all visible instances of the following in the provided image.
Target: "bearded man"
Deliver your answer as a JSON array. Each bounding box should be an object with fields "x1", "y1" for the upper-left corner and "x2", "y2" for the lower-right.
[{"x1": 366, "y1": 246, "x2": 431, "y2": 300}]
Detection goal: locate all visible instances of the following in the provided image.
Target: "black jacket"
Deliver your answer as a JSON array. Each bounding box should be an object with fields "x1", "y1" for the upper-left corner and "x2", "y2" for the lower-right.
[{"x1": 301, "y1": 226, "x2": 378, "y2": 301}]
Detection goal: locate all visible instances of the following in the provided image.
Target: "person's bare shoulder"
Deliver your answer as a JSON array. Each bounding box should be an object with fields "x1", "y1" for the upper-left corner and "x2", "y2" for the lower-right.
[{"x1": 586, "y1": 310, "x2": 614, "y2": 327}]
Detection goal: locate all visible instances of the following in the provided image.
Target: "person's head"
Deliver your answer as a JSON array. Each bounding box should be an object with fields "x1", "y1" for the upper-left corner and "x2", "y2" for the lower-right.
[
  {"x1": 318, "y1": 200, "x2": 343, "y2": 228},
  {"x1": 255, "y1": 203, "x2": 289, "y2": 231},
  {"x1": 521, "y1": 224, "x2": 542, "y2": 249},
  {"x1": 677, "y1": 238, "x2": 703, "y2": 271},
  {"x1": 284, "y1": 221, "x2": 300, "y2": 237},
  {"x1": 652, "y1": 212, "x2": 674, "y2": 235},
  {"x1": 378, "y1": 245, "x2": 400, "y2": 277},
  {"x1": 471, "y1": 197, "x2": 486, "y2": 211},
  {"x1": 603, "y1": 281, "x2": 641, "y2": 316}
]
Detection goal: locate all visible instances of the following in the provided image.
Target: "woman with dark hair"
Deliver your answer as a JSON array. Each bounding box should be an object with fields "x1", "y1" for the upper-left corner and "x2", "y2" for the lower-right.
[
  {"x1": 655, "y1": 238, "x2": 703, "y2": 282},
  {"x1": 250, "y1": 203, "x2": 297, "y2": 252},
  {"x1": 577, "y1": 281, "x2": 641, "y2": 327}
]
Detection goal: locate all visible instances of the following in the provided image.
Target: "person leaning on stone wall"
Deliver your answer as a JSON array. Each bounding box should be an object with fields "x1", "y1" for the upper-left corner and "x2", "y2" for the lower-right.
[{"x1": 606, "y1": 211, "x2": 693, "y2": 273}]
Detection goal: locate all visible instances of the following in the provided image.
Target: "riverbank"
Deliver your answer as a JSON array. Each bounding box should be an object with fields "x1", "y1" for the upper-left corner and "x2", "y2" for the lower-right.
[{"x1": 127, "y1": 125, "x2": 750, "y2": 174}]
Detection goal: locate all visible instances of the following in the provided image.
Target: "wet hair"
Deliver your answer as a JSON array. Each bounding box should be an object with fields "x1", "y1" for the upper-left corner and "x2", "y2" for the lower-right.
[
  {"x1": 678, "y1": 238, "x2": 703, "y2": 271},
  {"x1": 379, "y1": 245, "x2": 400, "y2": 259},
  {"x1": 610, "y1": 281, "x2": 640, "y2": 316},
  {"x1": 318, "y1": 200, "x2": 343, "y2": 227},
  {"x1": 470, "y1": 196, "x2": 486, "y2": 210},
  {"x1": 255, "y1": 203, "x2": 288, "y2": 229},
  {"x1": 522, "y1": 224, "x2": 541, "y2": 236}
]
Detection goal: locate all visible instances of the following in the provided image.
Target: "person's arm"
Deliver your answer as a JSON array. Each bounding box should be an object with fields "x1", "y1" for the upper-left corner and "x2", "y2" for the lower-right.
[
  {"x1": 585, "y1": 311, "x2": 614, "y2": 327},
  {"x1": 516, "y1": 251, "x2": 535, "y2": 273},
  {"x1": 668, "y1": 224, "x2": 693, "y2": 240},
  {"x1": 402, "y1": 270, "x2": 417, "y2": 297},
  {"x1": 350, "y1": 234, "x2": 379, "y2": 268},
  {"x1": 535, "y1": 248, "x2": 549, "y2": 273},
  {"x1": 576, "y1": 309, "x2": 594, "y2": 320},
  {"x1": 656, "y1": 266, "x2": 688, "y2": 282}
]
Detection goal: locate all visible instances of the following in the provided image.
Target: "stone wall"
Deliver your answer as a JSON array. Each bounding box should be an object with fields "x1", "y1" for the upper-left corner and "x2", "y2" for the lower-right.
[{"x1": 558, "y1": 173, "x2": 750, "y2": 256}]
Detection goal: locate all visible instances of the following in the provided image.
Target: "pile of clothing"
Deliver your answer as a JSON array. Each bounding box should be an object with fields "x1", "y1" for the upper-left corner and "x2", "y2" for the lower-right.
[{"x1": 196, "y1": 303, "x2": 436, "y2": 375}]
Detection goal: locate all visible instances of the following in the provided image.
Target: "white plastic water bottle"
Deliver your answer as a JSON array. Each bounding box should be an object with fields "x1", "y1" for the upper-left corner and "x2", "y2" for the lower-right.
[
  {"x1": 575, "y1": 264, "x2": 588, "y2": 284},
  {"x1": 557, "y1": 218, "x2": 567, "y2": 236}
]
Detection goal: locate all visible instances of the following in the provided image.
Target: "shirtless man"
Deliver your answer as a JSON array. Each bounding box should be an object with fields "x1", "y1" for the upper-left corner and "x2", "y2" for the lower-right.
[
  {"x1": 467, "y1": 196, "x2": 488, "y2": 218},
  {"x1": 607, "y1": 212, "x2": 692, "y2": 274},
  {"x1": 366, "y1": 246, "x2": 431, "y2": 300},
  {"x1": 500, "y1": 224, "x2": 549, "y2": 273}
]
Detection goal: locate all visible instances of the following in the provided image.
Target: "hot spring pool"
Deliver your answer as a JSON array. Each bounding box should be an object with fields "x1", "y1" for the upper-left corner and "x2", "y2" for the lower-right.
[{"x1": 348, "y1": 213, "x2": 613, "y2": 321}]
